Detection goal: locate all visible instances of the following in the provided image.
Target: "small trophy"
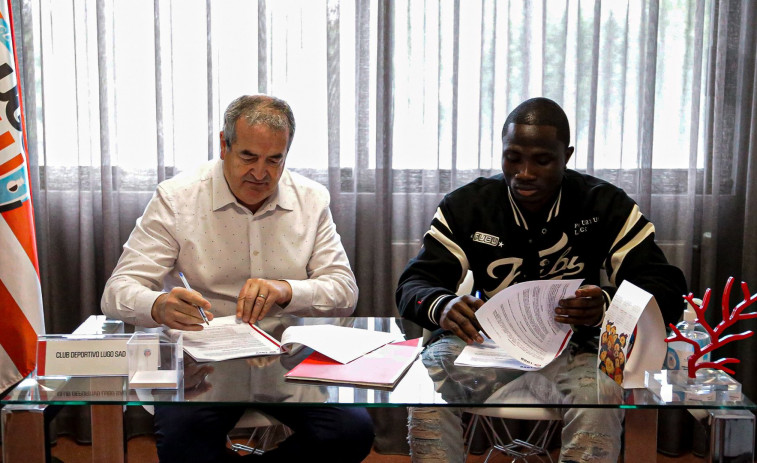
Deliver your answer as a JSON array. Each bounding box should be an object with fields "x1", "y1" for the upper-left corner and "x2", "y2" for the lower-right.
[{"x1": 645, "y1": 277, "x2": 757, "y2": 402}]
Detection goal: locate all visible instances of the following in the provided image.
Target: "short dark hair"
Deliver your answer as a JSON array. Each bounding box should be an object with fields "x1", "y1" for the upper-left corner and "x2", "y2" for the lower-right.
[
  {"x1": 501, "y1": 97, "x2": 571, "y2": 148},
  {"x1": 223, "y1": 95, "x2": 296, "y2": 150}
]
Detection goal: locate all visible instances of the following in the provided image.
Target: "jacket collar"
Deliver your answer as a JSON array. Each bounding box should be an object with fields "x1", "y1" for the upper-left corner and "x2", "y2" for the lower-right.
[{"x1": 506, "y1": 185, "x2": 562, "y2": 231}]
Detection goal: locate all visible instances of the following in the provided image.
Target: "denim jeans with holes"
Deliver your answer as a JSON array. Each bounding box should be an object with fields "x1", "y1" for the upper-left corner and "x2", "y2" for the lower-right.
[{"x1": 408, "y1": 335, "x2": 623, "y2": 463}]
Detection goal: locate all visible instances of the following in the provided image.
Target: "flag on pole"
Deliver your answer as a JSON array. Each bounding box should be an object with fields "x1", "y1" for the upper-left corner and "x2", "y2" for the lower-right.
[{"x1": 0, "y1": 1, "x2": 44, "y2": 393}]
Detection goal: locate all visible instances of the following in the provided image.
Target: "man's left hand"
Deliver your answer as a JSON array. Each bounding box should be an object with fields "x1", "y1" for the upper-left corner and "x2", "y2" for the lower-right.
[
  {"x1": 236, "y1": 278, "x2": 293, "y2": 324},
  {"x1": 183, "y1": 359, "x2": 214, "y2": 399},
  {"x1": 554, "y1": 285, "x2": 605, "y2": 326}
]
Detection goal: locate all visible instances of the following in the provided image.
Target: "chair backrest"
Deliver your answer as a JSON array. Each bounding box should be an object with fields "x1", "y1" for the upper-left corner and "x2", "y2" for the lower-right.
[
  {"x1": 458, "y1": 271, "x2": 474, "y2": 296},
  {"x1": 470, "y1": 381, "x2": 562, "y2": 420},
  {"x1": 235, "y1": 409, "x2": 281, "y2": 428}
]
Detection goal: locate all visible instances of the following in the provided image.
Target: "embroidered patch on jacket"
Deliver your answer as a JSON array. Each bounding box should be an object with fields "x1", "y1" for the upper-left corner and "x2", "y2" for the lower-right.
[{"x1": 472, "y1": 231, "x2": 501, "y2": 247}]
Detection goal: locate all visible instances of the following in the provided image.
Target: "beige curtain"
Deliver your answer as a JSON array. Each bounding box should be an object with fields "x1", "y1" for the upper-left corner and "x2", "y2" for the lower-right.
[{"x1": 11, "y1": 0, "x2": 757, "y2": 453}]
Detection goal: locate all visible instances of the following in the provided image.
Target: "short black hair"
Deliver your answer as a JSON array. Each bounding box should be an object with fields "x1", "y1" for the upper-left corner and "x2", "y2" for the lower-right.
[{"x1": 501, "y1": 97, "x2": 571, "y2": 149}]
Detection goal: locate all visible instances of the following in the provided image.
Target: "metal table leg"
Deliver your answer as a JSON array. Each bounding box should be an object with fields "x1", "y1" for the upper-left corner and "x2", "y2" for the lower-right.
[{"x1": 706, "y1": 409, "x2": 755, "y2": 462}]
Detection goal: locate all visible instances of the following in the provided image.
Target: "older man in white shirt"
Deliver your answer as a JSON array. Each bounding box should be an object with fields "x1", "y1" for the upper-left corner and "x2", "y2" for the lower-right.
[{"x1": 102, "y1": 95, "x2": 373, "y2": 463}]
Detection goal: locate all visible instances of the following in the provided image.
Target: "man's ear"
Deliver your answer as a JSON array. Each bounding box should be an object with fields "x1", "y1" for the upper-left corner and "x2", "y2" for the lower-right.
[
  {"x1": 219, "y1": 132, "x2": 227, "y2": 160},
  {"x1": 564, "y1": 146, "x2": 575, "y2": 166}
]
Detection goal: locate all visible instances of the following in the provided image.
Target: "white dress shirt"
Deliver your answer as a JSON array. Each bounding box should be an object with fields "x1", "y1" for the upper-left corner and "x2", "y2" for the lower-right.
[{"x1": 101, "y1": 159, "x2": 358, "y2": 327}]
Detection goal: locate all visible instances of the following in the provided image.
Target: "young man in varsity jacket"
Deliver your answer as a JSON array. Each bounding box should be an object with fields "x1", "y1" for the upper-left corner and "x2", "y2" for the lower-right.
[{"x1": 396, "y1": 97, "x2": 687, "y2": 463}]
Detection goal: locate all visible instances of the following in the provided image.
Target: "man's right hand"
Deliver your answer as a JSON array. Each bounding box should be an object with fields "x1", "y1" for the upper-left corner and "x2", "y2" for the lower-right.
[
  {"x1": 439, "y1": 294, "x2": 485, "y2": 344},
  {"x1": 151, "y1": 288, "x2": 213, "y2": 330}
]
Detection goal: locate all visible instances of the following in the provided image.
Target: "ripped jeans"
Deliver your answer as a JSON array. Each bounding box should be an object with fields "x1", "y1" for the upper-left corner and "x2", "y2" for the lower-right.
[{"x1": 408, "y1": 335, "x2": 623, "y2": 463}]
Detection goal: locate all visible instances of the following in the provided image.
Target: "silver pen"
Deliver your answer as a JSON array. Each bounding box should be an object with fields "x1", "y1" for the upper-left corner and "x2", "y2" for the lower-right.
[{"x1": 178, "y1": 272, "x2": 210, "y2": 325}]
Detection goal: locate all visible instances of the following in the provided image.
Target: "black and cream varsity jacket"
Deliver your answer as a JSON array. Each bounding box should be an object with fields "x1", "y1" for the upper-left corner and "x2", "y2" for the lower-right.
[{"x1": 396, "y1": 170, "x2": 687, "y2": 349}]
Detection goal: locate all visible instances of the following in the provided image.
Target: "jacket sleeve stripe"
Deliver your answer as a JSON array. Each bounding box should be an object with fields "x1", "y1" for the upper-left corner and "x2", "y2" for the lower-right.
[
  {"x1": 427, "y1": 294, "x2": 450, "y2": 325},
  {"x1": 609, "y1": 204, "x2": 643, "y2": 251},
  {"x1": 427, "y1": 208, "x2": 470, "y2": 288},
  {"x1": 609, "y1": 222, "x2": 655, "y2": 285},
  {"x1": 434, "y1": 207, "x2": 451, "y2": 230}
]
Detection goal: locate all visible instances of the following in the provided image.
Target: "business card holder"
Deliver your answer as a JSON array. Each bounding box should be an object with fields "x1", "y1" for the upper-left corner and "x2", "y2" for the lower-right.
[{"x1": 127, "y1": 331, "x2": 183, "y2": 389}]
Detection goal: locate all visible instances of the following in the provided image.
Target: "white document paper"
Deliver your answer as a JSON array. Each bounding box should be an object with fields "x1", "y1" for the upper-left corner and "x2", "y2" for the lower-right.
[
  {"x1": 280, "y1": 324, "x2": 401, "y2": 364},
  {"x1": 454, "y1": 336, "x2": 541, "y2": 370},
  {"x1": 474, "y1": 279, "x2": 583, "y2": 369},
  {"x1": 174, "y1": 316, "x2": 282, "y2": 362},
  {"x1": 173, "y1": 316, "x2": 401, "y2": 364},
  {"x1": 597, "y1": 280, "x2": 666, "y2": 388},
  {"x1": 129, "y1": 370, "x2": 179, "y2": 388}
]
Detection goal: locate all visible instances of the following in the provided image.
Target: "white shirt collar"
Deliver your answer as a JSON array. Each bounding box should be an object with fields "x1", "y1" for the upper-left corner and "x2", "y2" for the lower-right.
[{"x1": 210, "y1": 159, "x2": 295, "y2": 214}]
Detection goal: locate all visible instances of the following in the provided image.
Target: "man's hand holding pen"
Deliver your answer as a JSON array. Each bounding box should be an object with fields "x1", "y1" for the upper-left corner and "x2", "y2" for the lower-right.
[
  {"x1": 439, "y1": 294, "x2": 486, "y2": 345},
  {"x1": 151, "y1": 286, "x2": 214, "y2": 330},
  {"x1": 179, "y1": 272, "x2": 210, "y2": 325}
]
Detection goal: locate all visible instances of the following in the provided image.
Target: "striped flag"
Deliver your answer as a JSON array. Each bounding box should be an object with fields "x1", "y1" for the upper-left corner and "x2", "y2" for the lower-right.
[{"x1": 0, "y1": 1, "x2": 44, "y2": 393}]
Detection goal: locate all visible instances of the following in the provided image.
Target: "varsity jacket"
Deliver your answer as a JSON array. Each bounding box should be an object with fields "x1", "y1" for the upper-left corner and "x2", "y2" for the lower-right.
[{"x1": 396, "y1": 170, "x2": 688, "y2": 348}]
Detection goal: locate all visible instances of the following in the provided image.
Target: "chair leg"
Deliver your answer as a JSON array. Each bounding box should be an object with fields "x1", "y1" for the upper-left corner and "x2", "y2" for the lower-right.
[
  {"x1": 466, "y1": 415, "x2": 560, "y2": 463},
  {"x1": 229, "y1": 427, "x2": 269, "y2": 455},
  {"x1": 463, "y1": 414, "x2": 480, "y2": 462},
  {"x1": 228, "y1": 441, "x2": 266, "y2": 456},
  {"x1": 228, "y1": 424, "x2": 292, "y2": 456},
  {"x1": 499, "y1": 419, "x2": 559, "y2": 463}
]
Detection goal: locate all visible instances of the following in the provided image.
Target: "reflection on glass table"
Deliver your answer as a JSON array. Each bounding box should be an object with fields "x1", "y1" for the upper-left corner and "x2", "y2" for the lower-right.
[
  {"x1": 4, "y1": 316, "x2": 757, "y2": 409},
  {"x1": 3, "y1": 316, "x2": 756, "y2": 463},
  {"x1": 4, "y1": 317, "x2": 443, "y2": 408}
]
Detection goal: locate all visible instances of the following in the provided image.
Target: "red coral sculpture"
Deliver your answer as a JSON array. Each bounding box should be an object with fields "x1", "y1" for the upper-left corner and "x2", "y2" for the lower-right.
[{"x1": 665, "y1": 277, "x2": 757, "y2": 378}]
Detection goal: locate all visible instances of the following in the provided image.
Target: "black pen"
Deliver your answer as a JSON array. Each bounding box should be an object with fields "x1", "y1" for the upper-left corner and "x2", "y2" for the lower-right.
[{"x1": 178, "y1": 272, "x2": 210, "y2": 325}]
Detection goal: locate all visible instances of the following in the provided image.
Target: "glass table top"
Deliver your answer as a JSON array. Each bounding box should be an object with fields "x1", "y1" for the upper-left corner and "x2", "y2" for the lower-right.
[{"x1": 3, "y1": 316, "x2": 755, "y2": 411}]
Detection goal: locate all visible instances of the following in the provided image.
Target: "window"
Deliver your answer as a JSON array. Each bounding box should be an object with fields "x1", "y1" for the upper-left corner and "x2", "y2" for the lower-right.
[{"x1": 25, "y1": 0, "x2": 709, "y2": 186}]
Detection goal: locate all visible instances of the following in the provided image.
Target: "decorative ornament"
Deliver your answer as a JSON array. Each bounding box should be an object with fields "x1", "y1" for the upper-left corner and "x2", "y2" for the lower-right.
[{"x1": 665, "y1": 277, "x2": 757, "y2": 379}]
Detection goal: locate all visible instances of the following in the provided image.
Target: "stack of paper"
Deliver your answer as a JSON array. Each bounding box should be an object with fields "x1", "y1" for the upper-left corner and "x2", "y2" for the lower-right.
[
  {"x1": 456, "y1": 279, "x2": 582, "y2": 370},
  {"x1": 174, "y1": 317, "x2": 282, "y2": 362},
  {"x1": 173, "y1": 316, "x2": 403, "y2": 364},
  {"x1": 285, "y1": 337, "x2": 423, "y2": 388},
  {"x1": 453, "y1": 336, "x2": 540, "y2": 370},
  {"x1": 170, "y1": 316, "x2": 422, "y2": 389},
  {"x1": 279, "y1": 324, "x2": 402, "y2": 364}
]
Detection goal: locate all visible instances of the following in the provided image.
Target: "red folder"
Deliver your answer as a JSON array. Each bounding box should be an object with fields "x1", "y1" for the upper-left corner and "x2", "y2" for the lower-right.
[{"x1": 284, "y1": 337, "x2": 422, "y2": 389}]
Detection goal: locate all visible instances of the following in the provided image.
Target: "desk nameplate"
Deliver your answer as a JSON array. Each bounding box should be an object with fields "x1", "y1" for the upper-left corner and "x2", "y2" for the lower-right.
[{"x1": 36, "y1": 334, "x2": 133, "y2": 377}]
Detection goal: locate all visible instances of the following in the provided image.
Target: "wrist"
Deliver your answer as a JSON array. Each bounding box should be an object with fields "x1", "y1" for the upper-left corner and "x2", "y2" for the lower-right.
[
  {"x1": 151, "y1": 293, "x2": 168, "y2": 324},
  {"x1": 592, "y1": 291, "x2": 611, "y2": 327},
  {"x1": 432, "y1": 294, "x2": 456, "y2": 326},
  {"x1": 277, "y1": 280, "x2": 293, "y2": 307}
]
